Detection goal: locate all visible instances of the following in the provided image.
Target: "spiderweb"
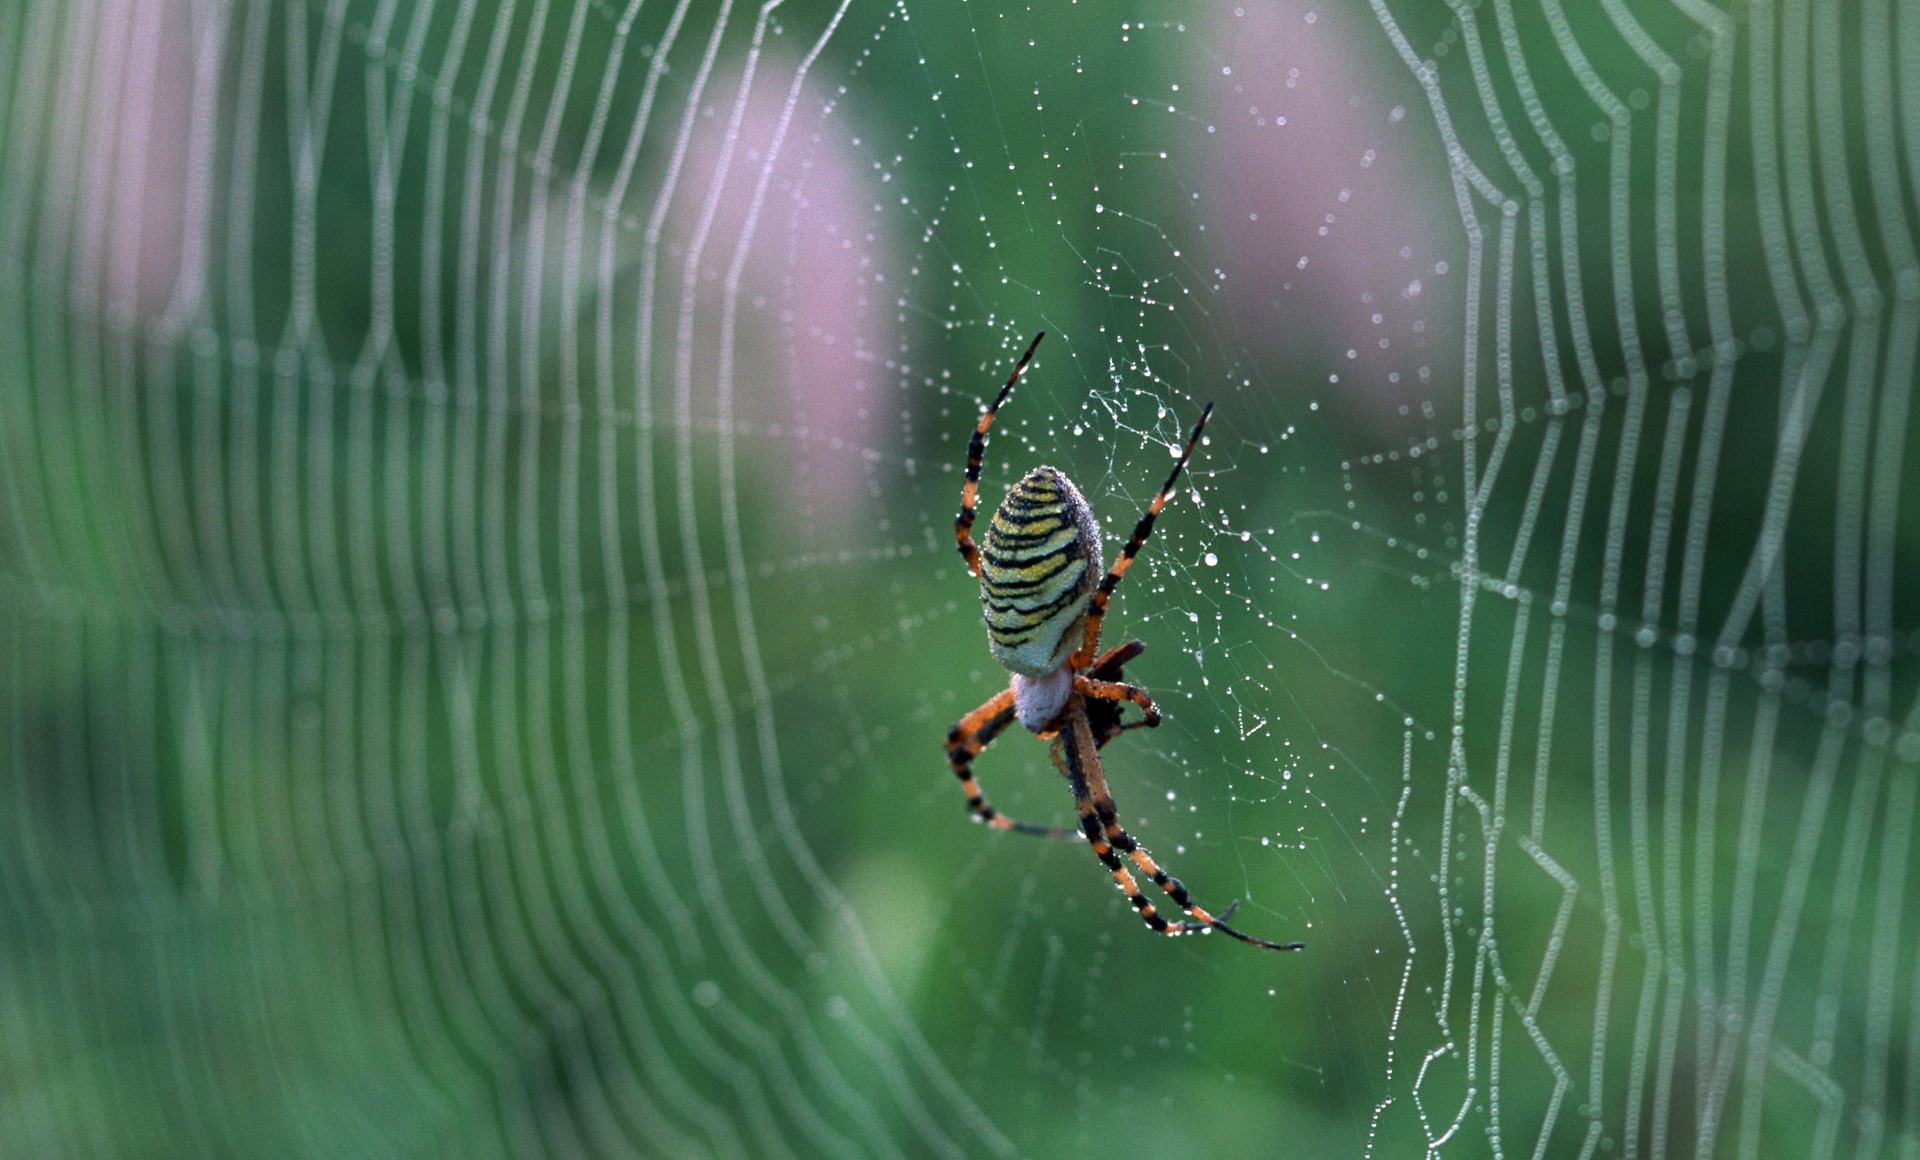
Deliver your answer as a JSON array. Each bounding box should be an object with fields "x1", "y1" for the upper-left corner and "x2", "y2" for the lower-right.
[{"x1": 2, "y1": 1, "x2": 1916, "y2": 1156}]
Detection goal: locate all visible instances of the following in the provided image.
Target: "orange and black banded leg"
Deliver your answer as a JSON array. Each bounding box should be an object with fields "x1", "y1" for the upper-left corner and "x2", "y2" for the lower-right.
[
  {"x1": 955, "y1": 331, "x2": 1046, "y2": 577},
  {"x1": 1074, "y1": 675, "x2": 1161, "y2": 729},
  {"x1": 1070, "y1": 403, "x2": 1213, "y2": 669},
  {"x1": 1054, "y1": 722, "x2": 1210, "y2": 938},
  {"x1": 1064, "y1": 702, "x2": 1303, "y2": 951},
  {"x1": 1088, "y1": 639, "x2": 1146, "y2": 679},
  {"x1": 946, "y1": 688, "x2": 1077, "y2": 838},
  {"x1": 1083, "y1": 641, "x2": 1157, "y2": 748}
]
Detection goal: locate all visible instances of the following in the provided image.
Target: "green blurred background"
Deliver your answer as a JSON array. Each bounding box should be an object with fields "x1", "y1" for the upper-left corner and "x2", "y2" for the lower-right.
[{"x1": 2, "y1": 1, "x2": 1916, "y2": 1156}]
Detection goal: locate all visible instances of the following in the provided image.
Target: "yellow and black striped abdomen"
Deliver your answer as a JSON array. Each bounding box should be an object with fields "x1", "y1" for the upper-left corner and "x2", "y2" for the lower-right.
[{"x1": 979, "y1": 466, "x2": 1103, "y2": 677}]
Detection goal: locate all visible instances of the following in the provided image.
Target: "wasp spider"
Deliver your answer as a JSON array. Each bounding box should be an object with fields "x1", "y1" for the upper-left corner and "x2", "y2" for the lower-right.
[{"x1": 946, "y1": 332, "x2": 1301, "y2": 951}]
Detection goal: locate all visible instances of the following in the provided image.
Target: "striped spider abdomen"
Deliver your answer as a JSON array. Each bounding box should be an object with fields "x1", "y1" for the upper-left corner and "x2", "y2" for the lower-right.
[{"x1": 978, "y1": 466, "x2": 1103, "y2": 680}]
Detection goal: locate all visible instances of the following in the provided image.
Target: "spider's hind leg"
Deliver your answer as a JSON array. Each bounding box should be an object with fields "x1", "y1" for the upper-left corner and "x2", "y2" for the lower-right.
[
  {"x1": 955, "y1": 332, "x2": 1046, "y2": 577},
  {"x1": 1069, "y1": 404, "x2": 1212, "y2": 669}
]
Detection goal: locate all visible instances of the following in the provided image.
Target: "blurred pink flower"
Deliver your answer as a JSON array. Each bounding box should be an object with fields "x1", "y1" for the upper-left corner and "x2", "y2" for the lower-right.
[
  {"x1": 670, "y1": 50, "x2": 890, "y2": 535},
  {"x1": 44, "y1": 0, "x2": 206, "y2": 332},
  {"x1": 1194, "y1": 2, "x2": 1462, "y2": 434}
]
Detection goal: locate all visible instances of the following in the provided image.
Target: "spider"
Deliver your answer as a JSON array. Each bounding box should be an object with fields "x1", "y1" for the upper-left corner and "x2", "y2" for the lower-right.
[{"x1": 946, "y1": 332, "x2": 1302, "y2": 951}]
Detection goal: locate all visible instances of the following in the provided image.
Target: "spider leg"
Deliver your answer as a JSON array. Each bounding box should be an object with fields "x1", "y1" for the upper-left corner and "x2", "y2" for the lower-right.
[
  {"x1": 955, "y1": 332, "x2": 1046, "y2": 578},
  {"x1": 1083, "y1": 641, "x2": 1155, "y2": 748},
  {"x1": 1087, "y1": 639, "x2": 1146, "y2": 680},
  {"x1": 946, "y1": 687, "x2": 1077, "y2": 838},
  {"x1": 1052, "y1": 725, "x2": 1209, "y2": 938},
  {"x1": 1069, "y1": 403, "x2": 1212, "y2": 669},
  {"x1": 1074, "y1": 675, "x2": 1161, "y2": 728},
  {"x1": 1061, "y1": 698, "x2": 1303, "y2": 951}
]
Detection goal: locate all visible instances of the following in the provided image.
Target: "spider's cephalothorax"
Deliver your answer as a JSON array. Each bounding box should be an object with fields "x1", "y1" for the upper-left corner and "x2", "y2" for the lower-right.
[{"x1": 946, "y1": 332, "x2": 1302, "y2": 952}]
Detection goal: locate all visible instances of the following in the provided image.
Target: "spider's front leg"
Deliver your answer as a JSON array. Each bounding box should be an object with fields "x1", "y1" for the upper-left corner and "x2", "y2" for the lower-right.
[
  {"x1": 1074, "y1": 674, "x2": 1159, "y2": 728},
  {"x1": 1059, "y1": 698, "x2": 1303, "y2": 951},
  {"x1": 1051, "y1": 709, "x2": 1210, "y2": 938},
  {"x1": 946, "y1": 689, "x2": 1078, "y2": 839},
  {"x1": 1081, "y1": 640, "x2": 1160, "y2": 748}
]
